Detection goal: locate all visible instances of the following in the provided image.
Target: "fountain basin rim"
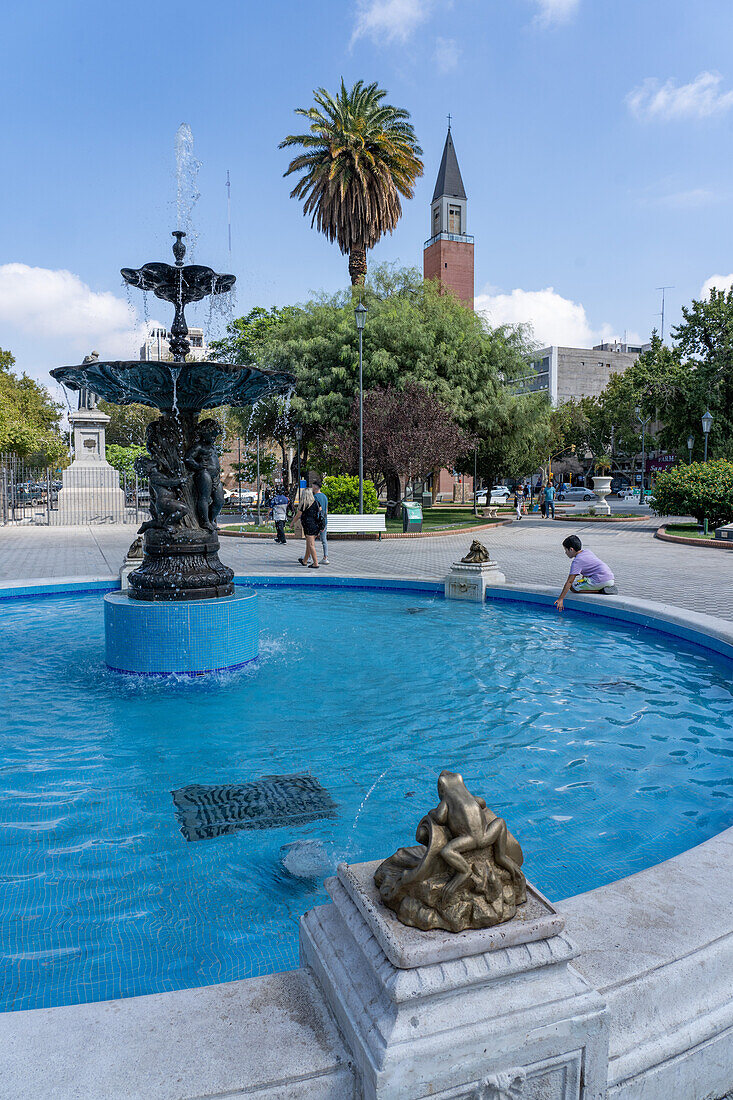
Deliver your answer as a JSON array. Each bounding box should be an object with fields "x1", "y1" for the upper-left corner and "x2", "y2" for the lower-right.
[
  {"x1": 50, "y1": 360, "x2": 295, "y2": 411},
  {"x1": 1, "y1": 574, "x2": 732, "y2": 663}
]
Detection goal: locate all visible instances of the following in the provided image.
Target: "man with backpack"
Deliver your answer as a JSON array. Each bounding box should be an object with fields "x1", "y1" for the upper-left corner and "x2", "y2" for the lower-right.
[
  {"x1": 312, "y1": 479, "x2": 329, "y2": 564},
  {"x1": 268, "y1": 487, "x2": 290, "y2": 545}
]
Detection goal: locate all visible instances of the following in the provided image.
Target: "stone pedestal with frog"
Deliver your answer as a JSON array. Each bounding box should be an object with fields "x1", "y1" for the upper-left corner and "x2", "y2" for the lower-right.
[{"x1": 300, "y1": 772, "x2": 609, "y2": 1100}]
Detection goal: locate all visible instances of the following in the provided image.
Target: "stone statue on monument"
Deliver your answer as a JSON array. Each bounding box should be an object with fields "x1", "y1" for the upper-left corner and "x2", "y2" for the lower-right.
[{"x1": 78, "y1": 352, "x2": 100, "y2": 410}]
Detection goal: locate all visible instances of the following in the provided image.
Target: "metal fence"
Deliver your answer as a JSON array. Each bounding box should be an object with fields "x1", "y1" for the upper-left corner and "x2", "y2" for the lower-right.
[{"x1": 0, "y1": 453, "x2": 148, "y2": 526}]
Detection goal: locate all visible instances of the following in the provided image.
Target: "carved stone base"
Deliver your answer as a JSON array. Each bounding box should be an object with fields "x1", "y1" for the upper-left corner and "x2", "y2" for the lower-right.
[
  {"x1": 300, "y1": 860, "x2": 609, "y2": 1100},
  {"x1": 128, "y1": 527, "x2": 234, "y2": 602},
  {"x1": 444, "y1": 561, "x2": 506, "y2": 602}
]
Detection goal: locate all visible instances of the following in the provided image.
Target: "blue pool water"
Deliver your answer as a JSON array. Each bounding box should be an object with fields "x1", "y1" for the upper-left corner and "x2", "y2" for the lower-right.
[{"x1": 1, "y1": 584, "x2": 733, "y2": 1012}]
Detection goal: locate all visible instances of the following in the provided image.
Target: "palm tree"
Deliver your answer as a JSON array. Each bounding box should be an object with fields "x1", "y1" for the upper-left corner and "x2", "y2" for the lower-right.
[{"x1": 279, "y1": 79, "x2": 423, "y2": 286}]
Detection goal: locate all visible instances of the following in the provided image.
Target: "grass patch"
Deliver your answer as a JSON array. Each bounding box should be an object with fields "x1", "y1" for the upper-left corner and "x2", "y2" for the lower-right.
[
  {"x1": 665, "y1": 523, "x2": 719, "y2": 540},
  {"x1": 383, "y1": 507, "x2": 501, "y2": 533},
  {"x1": 567, "y1": 512, "x2": 638, "y2": 519},
  {"x1": 222, "y1": 507, "x2": 507, "y2": 536},
  {"x1": 221, "y1": 522, "x2": 276, "y2": 534}
]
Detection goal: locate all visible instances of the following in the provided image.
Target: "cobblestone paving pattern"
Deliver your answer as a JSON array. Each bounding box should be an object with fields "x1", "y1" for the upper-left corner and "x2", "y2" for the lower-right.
[{"x1": 2, "y1": 516, "x2": 732, "y2": 621}]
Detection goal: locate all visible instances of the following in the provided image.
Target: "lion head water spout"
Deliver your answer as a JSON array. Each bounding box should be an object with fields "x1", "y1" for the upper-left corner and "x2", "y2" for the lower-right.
[{"x1": 51, "y1": 230, "x2": 294, "y2": 672}]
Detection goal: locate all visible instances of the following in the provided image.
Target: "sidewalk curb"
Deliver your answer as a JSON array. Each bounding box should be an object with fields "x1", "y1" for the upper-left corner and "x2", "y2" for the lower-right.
[{"x1": 655, "y1": 524, "x2": 733, "y2": 550}]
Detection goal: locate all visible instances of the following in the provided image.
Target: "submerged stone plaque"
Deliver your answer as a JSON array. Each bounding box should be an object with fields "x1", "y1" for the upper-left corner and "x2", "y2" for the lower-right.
[{"x1": 171, "y1": 773, "x2": 338, "y2": 841}]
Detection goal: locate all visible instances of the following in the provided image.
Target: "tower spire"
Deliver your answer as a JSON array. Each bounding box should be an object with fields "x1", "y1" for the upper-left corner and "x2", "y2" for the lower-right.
[
  {"x1": 431, "y1": 127, "x2": 466, "y2": 203},
  {"x1": 423, "y1": 125, "x2": 473, "y2": 308}
]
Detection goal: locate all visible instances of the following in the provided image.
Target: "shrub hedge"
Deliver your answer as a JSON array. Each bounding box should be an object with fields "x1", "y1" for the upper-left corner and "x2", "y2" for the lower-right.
[{"x1": 651, "y1": 460, "x2": 733, "y2": 527}]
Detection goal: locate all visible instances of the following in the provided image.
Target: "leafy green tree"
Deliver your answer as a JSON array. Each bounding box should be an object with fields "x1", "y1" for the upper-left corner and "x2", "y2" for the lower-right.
[
  {"x1": 231, "y1": 453, "x2": 278, "y2": 485},
  {"x1": 668, "y1": 287, "x2": 733, "y2": 459},
  {"x1": 321, "y1": 474, "x2": 378, "y2": 514},
  {"x1": 105, "y1": 444, "x2": 147, "y2": 478},
  {"x1": 98, "y1": 401, "x2": 158, "y2": 448},
  {"x1": 213, "y1": 268, "x2": 552, "y2": 502},
  {"x1": 279, "y1": 80, "x2": 423, "y2": 285},
  {"x1": 477, "y1": 392, "x2": 554, "y2": 488},
  {"x1": 0, "y1": 348, "x2": 66, "y2": 465},
  {"x1": 651, "y1": 460, "x2": 733, "y2": 527}
]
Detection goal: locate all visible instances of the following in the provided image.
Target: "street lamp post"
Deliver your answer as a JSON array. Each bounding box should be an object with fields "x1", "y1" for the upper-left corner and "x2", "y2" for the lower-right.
[
  {"x1": 354, "y1": 301, "x2": 368, "y2": 514},
  {"x1": 237, "y1": 436, "x2": 243, "y2": 516},
  {"x1": 473, "y1": 445, "x2": 478, "y2": 517},
  {"x1": 256, "y1": 433, "x2": 261, "y2": 526},
  {"x1": 635, "y1": 405, "x2": 652, "y2": 505},
  {"x1": 702, "y1": 410, "x2": 713, "y2": 462},
  {"x1": 294, "y1": 423, "x2": 303, "y2": 505},
  {"x1": 687, "y1": 434, "x2": 694, "y2": 465}
]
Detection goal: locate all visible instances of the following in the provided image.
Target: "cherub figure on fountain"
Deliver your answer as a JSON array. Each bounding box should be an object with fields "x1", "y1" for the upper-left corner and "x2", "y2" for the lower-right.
[
  {"x1": 185, "y1": 418, "x2": 226, "y2": 532},
  {"x1": 134, "y1": 455, "x2": 189, "y2": 535}
]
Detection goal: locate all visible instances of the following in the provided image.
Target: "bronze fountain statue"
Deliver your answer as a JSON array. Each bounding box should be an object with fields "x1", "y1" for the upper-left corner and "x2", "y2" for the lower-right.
[
  {"x1": 375, "y1": 770, "x2": 526, "y2": 933},
  {"x1": 52, "y1": 231, "x2": 293, "y2": 601}
]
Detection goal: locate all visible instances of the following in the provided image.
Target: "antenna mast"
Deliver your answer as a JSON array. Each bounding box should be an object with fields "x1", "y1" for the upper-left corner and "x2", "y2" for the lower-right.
[
  {"x1": 656, "y1": 285, "x2": 674, "y2": 343},
  {"x1": 226, "y1": 170, "x2": 232, "y2": 257}
]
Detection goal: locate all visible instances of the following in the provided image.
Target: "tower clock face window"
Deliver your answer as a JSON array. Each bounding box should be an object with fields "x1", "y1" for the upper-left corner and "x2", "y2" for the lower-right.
[{"x1": 448, "y1": 205, "x2": 461, "y2": 233}]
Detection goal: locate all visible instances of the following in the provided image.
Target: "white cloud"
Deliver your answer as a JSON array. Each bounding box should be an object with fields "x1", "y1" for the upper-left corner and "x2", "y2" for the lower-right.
[
  {"x1": 700, "y1": 273, "x2": 733, "y2": 298},
  {"x1": 655, "y1": 188, "x2": 717, "y2": 210},
  {"x1": 476, "y1": 285, "x2": 619, "y2": 348},
  {"x1": 0, "y1": 262, "x2": 148, "y2": 363},
  {"x1": 351, "y1": 0, "x2": 433, "y2": 44},
  {"x1": 627, "y1": 71, "x2": 733, "y2": 122},
  {"x1": 434, "y1": 36, "x2": 460, "y2": 73},
  {"x1": 532, "y1": 0, "x2": 580, "y2": 26}
]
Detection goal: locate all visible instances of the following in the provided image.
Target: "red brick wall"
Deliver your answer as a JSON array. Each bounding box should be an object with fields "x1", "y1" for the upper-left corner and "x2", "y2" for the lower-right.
[{"x1": 423, "y1": 239, "x2": 474, "y2": 309}]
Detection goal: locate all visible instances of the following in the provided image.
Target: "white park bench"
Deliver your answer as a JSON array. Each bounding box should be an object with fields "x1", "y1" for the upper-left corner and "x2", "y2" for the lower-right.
[{"x1": 326, "y1": 513, "x2": 387, "y2": 538}]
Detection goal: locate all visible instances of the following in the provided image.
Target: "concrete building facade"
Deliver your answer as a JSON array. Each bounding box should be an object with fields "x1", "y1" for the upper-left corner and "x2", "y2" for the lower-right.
[
  {"x1": 140, "y1": 325, "x2": 208, "y2": 362},
  {"x1": 512, "y1": 341, "x2": 650, "y2": 405}
]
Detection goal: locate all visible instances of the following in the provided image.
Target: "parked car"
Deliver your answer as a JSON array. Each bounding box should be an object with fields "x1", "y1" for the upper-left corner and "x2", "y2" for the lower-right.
[
  {"x1": 229, "y1": 489, "x2": 258, "y2": 506},
  {"x1": 556, "y1": 487, "x2": 595, "y2": 501},
  {"x1": 474, "y1": 486, "x2": 511, "y2": 504},
  {"x1": 617, "y1": 487, "x2": 641, "y2": 500}
]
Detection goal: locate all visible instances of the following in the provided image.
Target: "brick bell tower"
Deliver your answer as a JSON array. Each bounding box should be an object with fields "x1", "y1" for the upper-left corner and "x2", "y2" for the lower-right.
[{"x1": 423, "y1": 124, "x2": 474, "y2": 308}]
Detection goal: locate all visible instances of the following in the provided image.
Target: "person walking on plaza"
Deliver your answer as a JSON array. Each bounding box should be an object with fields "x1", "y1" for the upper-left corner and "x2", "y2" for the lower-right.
[
  {"x1": 312, "y1": 478, "x2": 329, "y2": 564},
  {"x1": 554, "y1": 535, "x2": 617, "y2": 611},
  {"x1": 269, "y1": 487, "x2": 289, "y2": 545},
  {"x1": 294, "y1": 487, "x2": 323, "y2": 568},
  {"x1": 513, "y1": 490, "x2": 523, "y2": 521},
  {"x1": 523, "y1": 483, "x2": 530, "y2": 504},
  {"x1": 543, "y1": 482, "x2": 556, "y2": 519}
]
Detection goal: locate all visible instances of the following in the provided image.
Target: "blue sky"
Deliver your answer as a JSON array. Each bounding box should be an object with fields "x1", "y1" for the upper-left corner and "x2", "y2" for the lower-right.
[{"x1": 2, "y1": 0, "x2": 733, "y2": 389}]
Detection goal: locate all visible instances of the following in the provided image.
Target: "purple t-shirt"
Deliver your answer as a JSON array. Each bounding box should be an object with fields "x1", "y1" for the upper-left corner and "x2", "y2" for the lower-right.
[{"x1": 569, "y1": 549, "x2": 614, "y2": 586}]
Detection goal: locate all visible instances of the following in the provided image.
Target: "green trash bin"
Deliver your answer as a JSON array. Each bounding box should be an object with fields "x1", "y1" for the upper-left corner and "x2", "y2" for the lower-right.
[{"x1": 402, "y1": 501, "x2": 423, "y2": 533}]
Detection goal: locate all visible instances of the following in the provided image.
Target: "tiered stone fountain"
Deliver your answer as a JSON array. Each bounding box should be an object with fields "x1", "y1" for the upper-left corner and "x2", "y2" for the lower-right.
[{"x1": 52, "y1": 231, "x2": 293, "y2": 673}]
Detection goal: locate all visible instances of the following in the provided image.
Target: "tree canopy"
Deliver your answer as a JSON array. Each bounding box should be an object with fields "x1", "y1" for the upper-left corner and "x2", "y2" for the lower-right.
[
  {"x1": 0, "y1": 349, "x2": 67, "y2": 465},
  {"x1": 99, "y1": 401, "x2": 158, "y2": 447},
  {"x1": 211, "y1": 265, "x2": 547, "y2": 488}
]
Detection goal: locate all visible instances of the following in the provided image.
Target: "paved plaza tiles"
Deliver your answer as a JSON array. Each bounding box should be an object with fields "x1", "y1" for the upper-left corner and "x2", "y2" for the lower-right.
[{"x1": 1, "y1": 515, "x2": 732, "y2": 620}]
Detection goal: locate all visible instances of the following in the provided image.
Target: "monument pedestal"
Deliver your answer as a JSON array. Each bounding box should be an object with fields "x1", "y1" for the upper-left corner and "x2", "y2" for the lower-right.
[
  {"x1": 54, "y1": 408, "x2": 127, "y2": 524},
  {"x1": 301, "y1": 861, "x2": 609, "y2": 1100},
  {"x1": 444, "y1": 560, "x2": 505, "y2": 601}
]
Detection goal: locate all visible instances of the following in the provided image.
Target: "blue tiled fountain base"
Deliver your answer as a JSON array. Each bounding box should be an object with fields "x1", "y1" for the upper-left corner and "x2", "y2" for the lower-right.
[{"x1": 104, "y1": 588, "x2": 258, "y2": 674}]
